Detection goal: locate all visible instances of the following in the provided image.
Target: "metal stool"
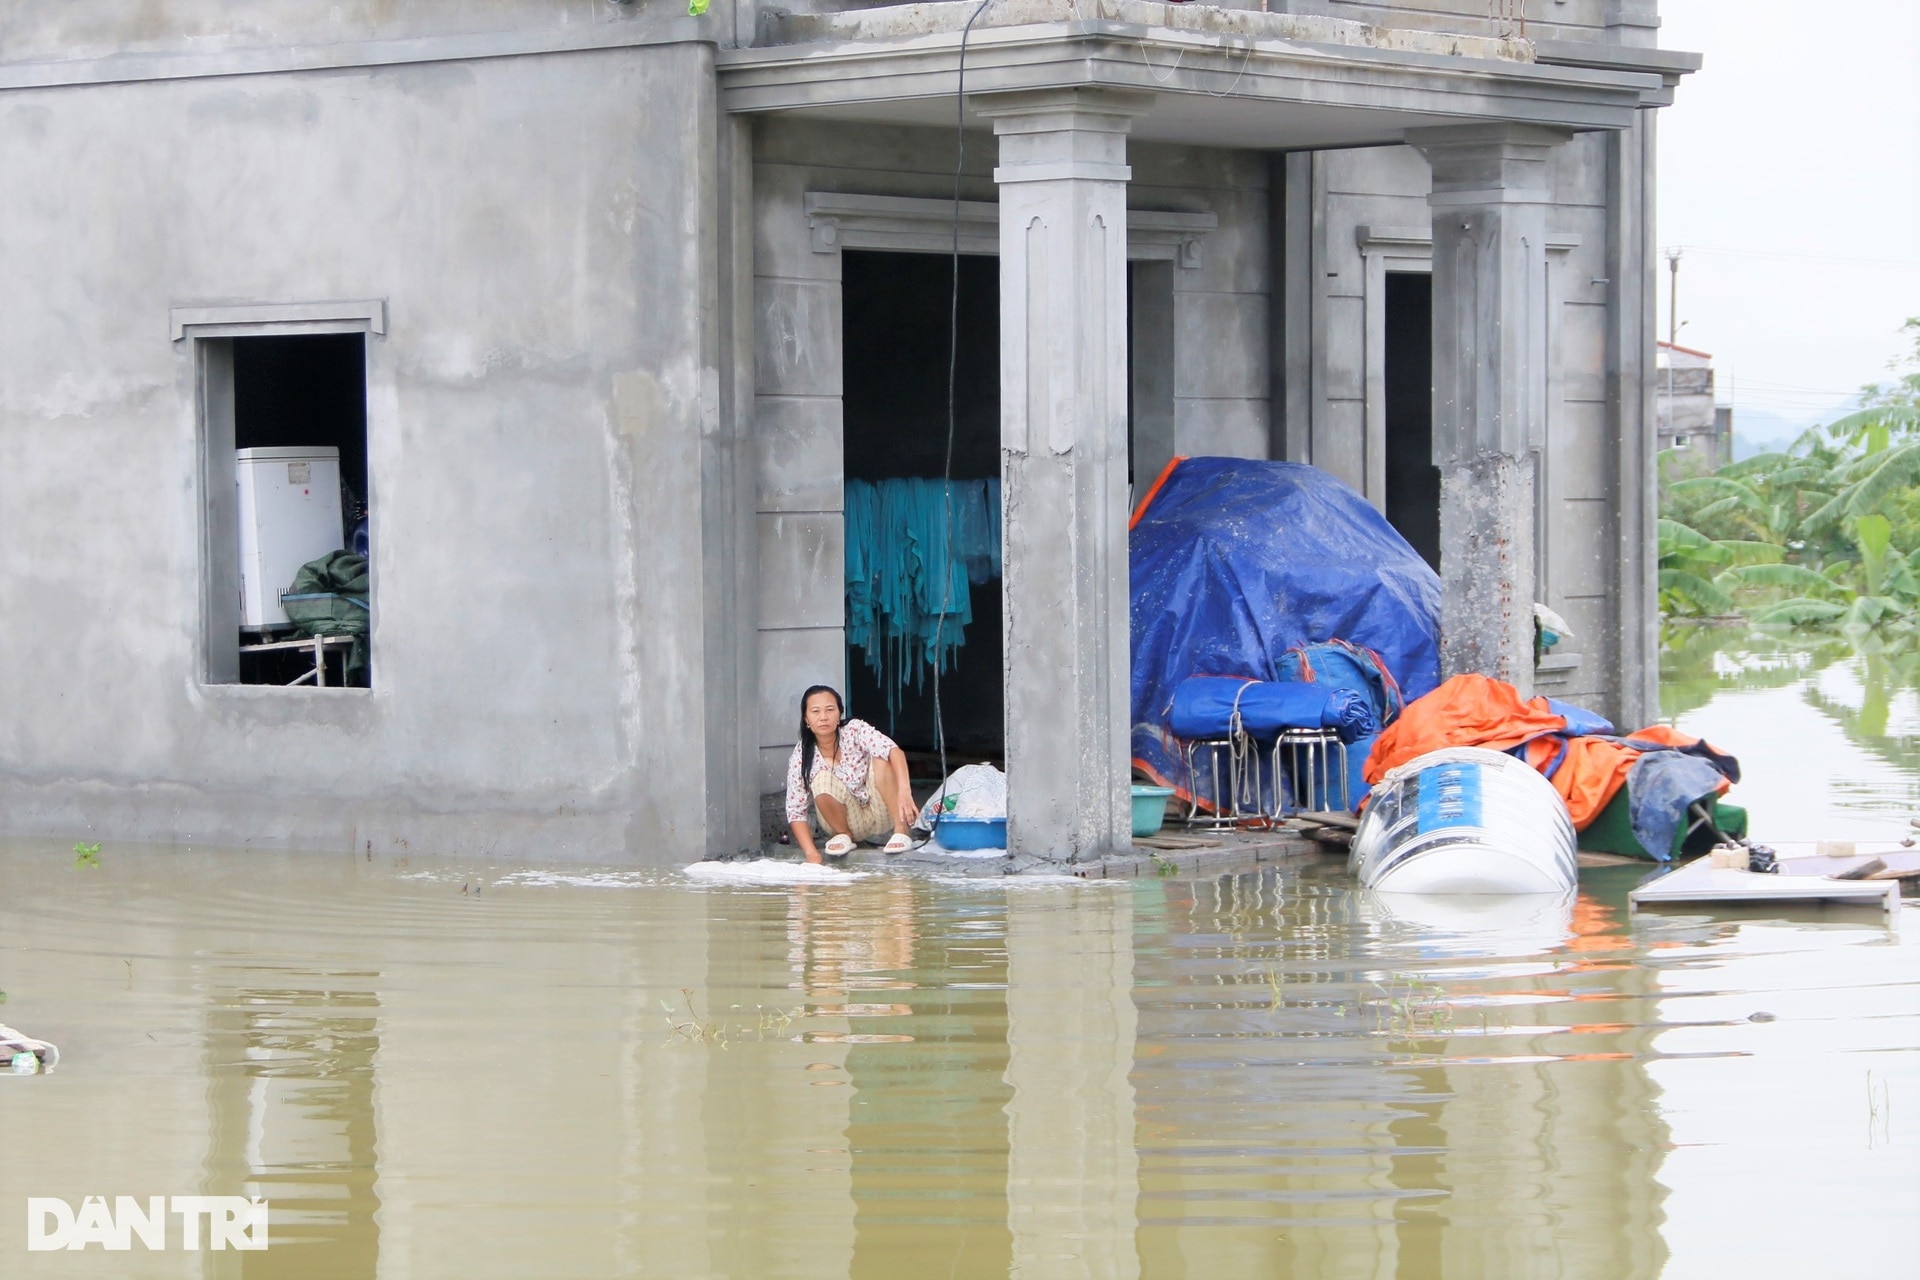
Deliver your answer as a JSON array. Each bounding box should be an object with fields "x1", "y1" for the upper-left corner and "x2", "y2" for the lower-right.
[
  {"x1": 1272, "y1": 728, "x2": 1349, "y2": 816},
  {"x1": 1180, "y1": 732, "x2": 1270, "y2": 827}
]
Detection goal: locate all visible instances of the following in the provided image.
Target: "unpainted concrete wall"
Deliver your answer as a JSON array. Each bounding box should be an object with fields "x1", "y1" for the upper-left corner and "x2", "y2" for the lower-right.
[
  {"x1": 1277, "y1": 0, "x2": 1649, "y2": 43},
  {"x1": 0, "y1": 44, "x2": 727, "y2": 861},
  {"x1": 748, "y1": 119, "x2": 1269, "y2": 794},
  {"x1": 1282, "y1": 135, "x2": 1635, "y2": 718},
  {"x1": 1134, "y1": 141, "x2": 1272, "y2": 463},
  {"x1": 0, "y1": 0, "x2": 720, "y2": 63},
  {"x1": 0, "y1": 0, "x2": 1652, "y2": 68}
]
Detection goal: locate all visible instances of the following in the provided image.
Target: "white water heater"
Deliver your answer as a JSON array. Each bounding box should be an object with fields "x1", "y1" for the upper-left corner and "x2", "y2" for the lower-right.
[{"x1": 236, "y1": 446, "x2": 344, "y2": 630}]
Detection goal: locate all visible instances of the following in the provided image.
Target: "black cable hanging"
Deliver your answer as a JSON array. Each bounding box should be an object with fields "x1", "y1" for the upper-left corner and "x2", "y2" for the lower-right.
[{"x1": 927, "y1": 0, "x2": 998, "y2": 833}]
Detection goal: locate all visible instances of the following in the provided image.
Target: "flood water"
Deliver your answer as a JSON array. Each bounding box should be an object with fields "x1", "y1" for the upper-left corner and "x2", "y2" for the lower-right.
[{"x1": 4, "y1": 631, "x2": 1916, "y2": 1278}]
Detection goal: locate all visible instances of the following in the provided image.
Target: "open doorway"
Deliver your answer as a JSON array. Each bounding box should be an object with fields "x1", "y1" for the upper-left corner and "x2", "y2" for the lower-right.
[
  {"x1": 841, "y1": 249, "x2": 1003, "y2": 767},
  {"x1": 1128, "y1": 260, "x2": 1176, "y2": 501},
  {"x1": 1382, "y1": 272, "x2": 1439, "y2": 570}
]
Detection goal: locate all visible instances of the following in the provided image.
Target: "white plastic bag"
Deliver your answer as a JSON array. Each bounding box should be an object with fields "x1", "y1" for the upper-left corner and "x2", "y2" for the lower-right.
[{"x1": 917, "y1": 763, "x2": 1007, "y2": 827}]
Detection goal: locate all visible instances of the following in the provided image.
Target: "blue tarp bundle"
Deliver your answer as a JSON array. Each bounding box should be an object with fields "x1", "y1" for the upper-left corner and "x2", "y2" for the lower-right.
[
  {"x1": 1169, "y1": 676, "x2": 1377, "y2": 744},
  {"x1": 1131, "y1": 457, "x2": 1442, "y2": 809},
  {"x1": 1276, "y1": 640, "x2": 1407, "y2": 805}
]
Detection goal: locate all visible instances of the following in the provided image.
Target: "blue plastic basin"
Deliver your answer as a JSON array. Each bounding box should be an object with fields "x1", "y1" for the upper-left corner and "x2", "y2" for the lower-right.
[
  {"x1": 1131, "y1": 784, "x2": 1176, "y2": 837},
  {"x1": 934, "y1": 817, "x2": 1007, "y2": 851}
]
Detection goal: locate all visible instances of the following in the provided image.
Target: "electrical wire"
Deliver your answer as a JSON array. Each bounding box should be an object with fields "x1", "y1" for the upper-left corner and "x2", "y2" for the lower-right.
[
  {"x1": 1661, "y1": 244, "x2": 1920, "y2": 270},
  {"x1": 927, "y1": 0, "x2": 997, "y2": 840}
]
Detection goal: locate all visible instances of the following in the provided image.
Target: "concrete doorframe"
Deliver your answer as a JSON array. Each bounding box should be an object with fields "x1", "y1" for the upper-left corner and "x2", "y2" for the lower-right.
[
  {"x1": 1353, "y1": 224, "x2": 1579, "y2": 602},
  {"x1": 772, "y1": 186, "x2": 1214, "y2": 857}
]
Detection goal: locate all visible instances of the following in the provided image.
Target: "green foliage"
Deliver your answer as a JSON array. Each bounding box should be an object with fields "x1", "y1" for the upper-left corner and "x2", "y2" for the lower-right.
[
  {"x1": 1842, "y1": 443, "x2": 1920, "y2": 519},
  {"x1": 1748, "y1": 597, "x2": 1849, "y2": 626},
  {"x1": 1668, "y1": 476, "x2": 1762, "y2": 508},
  {"x1": 1714, "y1": 562, "x2": 1832, "y2": 594},
  {"x1": 72, "y1": 841, "x2": 100, "y2": 869},
  {"x1": 1658, "y1": 519, "x2": 1734, "y2": 615},
  {"x1": 1714, "y1": 541, "x2": 1785, "y2": 567},
  {"x1": 1660, "y1": 320, "x2": 1920, "y2": 634},
  {"x1": 1719, "y1": 451, "x2": 1793, "y2": 479},
  {"x1": 1659, "y1": 568, "x2": 1732, "y2": 615}
]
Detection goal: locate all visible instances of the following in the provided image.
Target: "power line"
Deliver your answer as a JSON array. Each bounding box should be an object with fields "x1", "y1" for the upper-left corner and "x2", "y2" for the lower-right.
[
  {"x1": 1659, "y1": 243, "x2": 1920, "y2": 269},
  {"x1": 1731, "y1": 379, "x2": 1866, "y2": 395}
]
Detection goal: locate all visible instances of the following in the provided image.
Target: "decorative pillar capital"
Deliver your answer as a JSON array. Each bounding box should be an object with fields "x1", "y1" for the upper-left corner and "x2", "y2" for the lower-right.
[
  {"x1": 1407, "y1": 123, "x2": 1573, "y2": 208},
  {"x1": 976, "y1": 89, "x2": 1151, "y2": 186},
  {"x1": 973, "y1": 87, "x2": 1153, "y2": 128}
]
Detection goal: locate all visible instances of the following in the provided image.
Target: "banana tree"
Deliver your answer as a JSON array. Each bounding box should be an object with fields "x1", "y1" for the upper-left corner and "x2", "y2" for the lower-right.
[{"x1": 1657, "y1": 518, "x2": 1733, "y2": 615}]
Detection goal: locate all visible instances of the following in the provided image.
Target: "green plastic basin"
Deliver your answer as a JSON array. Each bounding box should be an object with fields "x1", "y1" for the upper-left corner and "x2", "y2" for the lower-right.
[{"x1": 1130, "y1": 785, "x2": 1175, "y2": 837}]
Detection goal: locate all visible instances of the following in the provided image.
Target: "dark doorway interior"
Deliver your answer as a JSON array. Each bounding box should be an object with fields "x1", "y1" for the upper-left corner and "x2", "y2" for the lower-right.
[
  {"x1": 232, "y1": 333, "x2": 370, "y2": 686},
  {"x1": 841, "y1": 250, "x2": 1003, "y2": 761},
  {"x1": 234, "y1": 334, "x2": 369, "y2": 531},
  {"x1": 1127, "y1": 260, "x2": 1175, "y2": 500},
  {"x1": 1383, "y1": 272, "x2": 1439, "y2": 571}
]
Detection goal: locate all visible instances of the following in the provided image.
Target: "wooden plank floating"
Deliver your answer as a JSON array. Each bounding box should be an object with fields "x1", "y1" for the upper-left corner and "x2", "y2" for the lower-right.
[
  {"x1": 1777, "y1": 850, "x2": 1920, "y2": 883},
  {"x1": 1630, "y1": 855, "x2": 1904, "y2": 919}
]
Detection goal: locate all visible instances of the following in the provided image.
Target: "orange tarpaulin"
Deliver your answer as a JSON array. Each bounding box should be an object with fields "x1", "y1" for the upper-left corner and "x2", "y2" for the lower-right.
[
  {"x1": 1363, "y1": 674, "x2": 1565, "y2": 783},
  {"x1": 1521, "y1": 735, "x2": 1641, "y2": 828},
  {"x1": 1365, "y1": 673, "x2": 1647, "y2": 829},
  {"x1": 1365, "y1": 675, "x2": 1738, "y2": 830}
]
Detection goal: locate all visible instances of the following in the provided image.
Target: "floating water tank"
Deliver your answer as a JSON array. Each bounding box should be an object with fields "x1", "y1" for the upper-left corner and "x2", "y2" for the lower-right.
[{"x1": 1349, "y1": 747, "x2": 1577, "y2": 894}]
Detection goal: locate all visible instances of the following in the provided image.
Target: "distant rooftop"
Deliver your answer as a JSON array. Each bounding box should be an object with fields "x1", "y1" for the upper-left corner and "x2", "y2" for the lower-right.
[{"x1": 1658, "y1": 340, "x2": 1713, "y2": 361}]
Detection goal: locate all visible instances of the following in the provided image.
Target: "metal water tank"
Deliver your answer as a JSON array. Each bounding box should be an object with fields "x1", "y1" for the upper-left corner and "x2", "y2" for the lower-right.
[{"x1": 1349, "y1": 746, "x2": 1577, "y2": 894}]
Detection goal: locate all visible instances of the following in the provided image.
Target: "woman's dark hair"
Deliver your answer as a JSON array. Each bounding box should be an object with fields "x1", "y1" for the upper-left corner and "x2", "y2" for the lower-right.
[{"x1": 797, "y1": 684, "x2": 846, "y2": 788}]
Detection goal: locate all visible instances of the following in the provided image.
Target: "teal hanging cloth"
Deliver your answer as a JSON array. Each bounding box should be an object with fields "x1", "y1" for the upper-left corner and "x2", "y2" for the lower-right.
[{"x1": 844, "y1": 478, "x2": 1001, "y2": 706}]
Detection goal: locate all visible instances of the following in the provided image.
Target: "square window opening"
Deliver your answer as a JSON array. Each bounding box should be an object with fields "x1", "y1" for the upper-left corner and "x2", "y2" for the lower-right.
[{"x1": 199, "y1": 332, "x2": 371, "y2": 688}]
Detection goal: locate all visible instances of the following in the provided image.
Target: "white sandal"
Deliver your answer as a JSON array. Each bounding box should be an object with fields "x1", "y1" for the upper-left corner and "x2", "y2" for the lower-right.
[
  {"x1": 823, "y1": 834, "x2": 855, "y2": 858},
  {"x1": 883, "y1": 833, "x2": 913, "y2": 855}
]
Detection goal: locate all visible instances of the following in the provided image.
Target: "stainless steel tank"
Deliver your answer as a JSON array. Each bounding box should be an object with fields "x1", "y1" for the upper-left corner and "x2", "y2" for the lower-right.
[{"x1": 1349, "y1": 746, "x2": 1578, "y2": 894}]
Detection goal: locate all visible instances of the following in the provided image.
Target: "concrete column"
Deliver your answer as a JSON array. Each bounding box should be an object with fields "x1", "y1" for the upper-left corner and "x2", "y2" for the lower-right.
[
  {"x1": 1408, "y1": 124, "x2": 1571, "y2": 694},
  {"x1": 1608, "y1": 110, "x2": 1661, "y2": 730},
  {"x1": 983, "y1": 90, "x2": 1147, "y2": 862}
]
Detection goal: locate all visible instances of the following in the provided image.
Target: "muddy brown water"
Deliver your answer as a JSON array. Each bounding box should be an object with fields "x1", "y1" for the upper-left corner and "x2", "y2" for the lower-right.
[{"x1": 4, "y1": 636, "x2": 1916, "y2": 1277}]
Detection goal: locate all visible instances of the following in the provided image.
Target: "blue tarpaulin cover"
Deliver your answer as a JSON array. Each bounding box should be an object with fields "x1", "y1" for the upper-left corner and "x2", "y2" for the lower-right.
[
  {"x1": 1130, "y1": 457, "x2": 1442, "y2": 807},
  {"x1": 1168, "y1": 676, "x2": 1377, "y2": 744}
]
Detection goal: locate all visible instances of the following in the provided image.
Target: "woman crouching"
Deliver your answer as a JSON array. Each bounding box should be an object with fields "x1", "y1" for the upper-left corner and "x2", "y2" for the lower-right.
[{"x1": 785, "y1": 685, "x2": 917, "y2": 862}]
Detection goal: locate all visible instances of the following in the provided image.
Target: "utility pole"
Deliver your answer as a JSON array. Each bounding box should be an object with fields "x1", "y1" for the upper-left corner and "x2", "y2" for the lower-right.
[{"x1": 1666, "y1": 247, "x2": 1682, "y2": 347}]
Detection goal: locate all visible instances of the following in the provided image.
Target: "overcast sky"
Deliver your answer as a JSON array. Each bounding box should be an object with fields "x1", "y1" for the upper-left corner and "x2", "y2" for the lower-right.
[{"x1": 1656, "y1": 0, "x2": 1920, "y2": 439}]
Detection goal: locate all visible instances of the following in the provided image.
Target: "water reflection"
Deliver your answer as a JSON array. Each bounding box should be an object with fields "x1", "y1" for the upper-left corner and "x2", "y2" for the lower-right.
[
  {"x1": 0, "y1": 830, "x2": 1913, "y2": 1278},
  {"x1": 204, "y1": 979, "x2": 381, "y2": 1277},
  {"x1": 1003, "y1": 886, "x2": 1139, "y2": 1278},
  {"x1": 1130, "y1": 870, "x2": 1669, "y2": 1277},
  {"x1": 1662, "y1": 625, "x2": 1920, "y2": 840}
]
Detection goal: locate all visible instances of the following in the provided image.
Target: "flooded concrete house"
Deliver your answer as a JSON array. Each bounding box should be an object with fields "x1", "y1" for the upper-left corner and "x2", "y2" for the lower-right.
[{"x1": 0, "y1": 1, "x2": 1694, "y2": 863}]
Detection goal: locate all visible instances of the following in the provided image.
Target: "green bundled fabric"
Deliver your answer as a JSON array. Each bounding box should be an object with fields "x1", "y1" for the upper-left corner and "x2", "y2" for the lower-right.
[
  {"x1": 283, "y1": 551, "x2": 370, "y2": 684},
  {"x1": 1577, "y1": 789, "x2": 1748, "y2": 862}
]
